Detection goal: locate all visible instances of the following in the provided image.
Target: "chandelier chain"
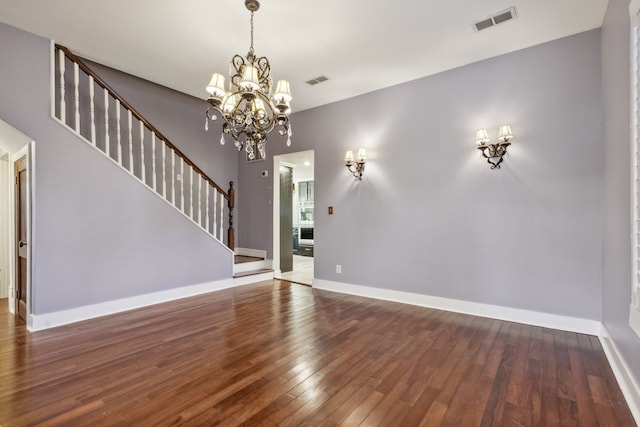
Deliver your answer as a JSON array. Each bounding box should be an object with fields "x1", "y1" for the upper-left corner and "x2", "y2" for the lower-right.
[{"x1": 249, "y1": 11, "x2": 255, "y2": 55}]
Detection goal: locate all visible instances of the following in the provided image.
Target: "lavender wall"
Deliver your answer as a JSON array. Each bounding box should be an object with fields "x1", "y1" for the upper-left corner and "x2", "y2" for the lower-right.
[
  {"x1": 601, "y1": 0, "x2": 640, "y2": 388},
  {"x1": 238, "y1": 30, "x2": 604, "y2": 320},
  {"x1": 0, "y1": 22, "x2": 234, "y2": 314}
]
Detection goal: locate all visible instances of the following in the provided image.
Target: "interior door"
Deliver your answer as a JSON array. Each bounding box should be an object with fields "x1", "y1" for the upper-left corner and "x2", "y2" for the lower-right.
[
  {"x1": 279, "y1": 165, "x2": 293, "y2": 273},
  {"x1": 15, "y1": 156, "x2": 27, "y2": 321}
]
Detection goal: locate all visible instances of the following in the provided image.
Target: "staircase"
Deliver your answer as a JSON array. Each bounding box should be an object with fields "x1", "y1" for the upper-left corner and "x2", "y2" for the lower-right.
[{"x1": 52, "y1": 44, "x2": 235, "y2": 250}]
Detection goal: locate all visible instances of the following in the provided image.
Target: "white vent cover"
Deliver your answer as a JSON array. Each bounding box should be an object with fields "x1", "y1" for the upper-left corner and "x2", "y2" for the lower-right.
[
  {"x1": 474, "y1": 7, "x2": 517, "y2": 32},
  {"x1": 306, "y1": 76, "x2": 329, "y2": 86}
]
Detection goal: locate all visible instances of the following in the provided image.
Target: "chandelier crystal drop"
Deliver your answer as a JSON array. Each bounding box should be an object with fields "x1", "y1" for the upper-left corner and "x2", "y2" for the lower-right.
[{"x1": 205, "y1": 0, "x2": 292, "y2": 159}]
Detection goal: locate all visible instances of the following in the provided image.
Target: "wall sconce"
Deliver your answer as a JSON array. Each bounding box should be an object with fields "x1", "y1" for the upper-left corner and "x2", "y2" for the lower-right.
[
  {"x1": 475, "y1": 125, "x2": 514, "y2": 169},
  {"x1": 344, "y1": 148, "x2": 367, "y2": 180}
]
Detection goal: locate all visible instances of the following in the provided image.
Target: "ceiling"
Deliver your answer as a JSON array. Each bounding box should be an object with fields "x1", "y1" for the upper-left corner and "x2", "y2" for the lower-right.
[{"x1": 0, "y1": 0, "x2": 608, "y2": 112}]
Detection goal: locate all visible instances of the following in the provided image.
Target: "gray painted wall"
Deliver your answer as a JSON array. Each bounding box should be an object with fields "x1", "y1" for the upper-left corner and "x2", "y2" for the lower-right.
[
  {"x1": 238, "y1": 30, "x2": 604, "y2": 320},
  {"x1": 601, "y1": 0, "x2": 640, "y2": 388},
  {"x1": 0, "y1": 22, "x2": 234, "y2": 315}
]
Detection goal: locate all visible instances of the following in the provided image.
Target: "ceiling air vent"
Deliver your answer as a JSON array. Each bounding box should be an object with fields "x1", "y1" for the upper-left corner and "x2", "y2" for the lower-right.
[
  {"x1": 306, "y1": 75, "x2": 329, "y2": 86},
  {"x1": 474, "y1": 7, "x2": 517, "y2": 32},
  {"x1": 474, "y1": 18, "x2": 494, "y2": 32}
]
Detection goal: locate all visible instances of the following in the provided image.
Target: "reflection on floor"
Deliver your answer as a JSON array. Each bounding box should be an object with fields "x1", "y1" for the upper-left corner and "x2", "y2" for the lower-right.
[{"x1": 277, "y1": 255, "x2": 313, "y2": 286}]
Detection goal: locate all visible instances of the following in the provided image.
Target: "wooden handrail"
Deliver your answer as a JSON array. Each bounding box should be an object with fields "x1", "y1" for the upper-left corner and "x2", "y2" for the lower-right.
[{"x1": 55, "y1": 44, "x2": 229, "y2": 200}]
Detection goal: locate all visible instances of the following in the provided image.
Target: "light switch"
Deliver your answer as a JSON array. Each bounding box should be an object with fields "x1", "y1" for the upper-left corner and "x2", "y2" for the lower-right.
[{"x1": 328, "y1": 206, "x2": 334, "y2": 215}]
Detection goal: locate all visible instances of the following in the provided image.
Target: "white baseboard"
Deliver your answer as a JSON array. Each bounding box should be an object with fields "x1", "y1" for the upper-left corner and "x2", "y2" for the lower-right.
[
  {"x1": 235, "y1": 247, "x2": 267, "y2": 258},
  {"x1": 312, "y1": 279, "x2": 601, "y2": 335},
  {"x1": 599, "y1": 327, "x2": 640, "y2": 425},
  {"x1": 29, "y1": 274, "x2": 272, "y2": 332}
]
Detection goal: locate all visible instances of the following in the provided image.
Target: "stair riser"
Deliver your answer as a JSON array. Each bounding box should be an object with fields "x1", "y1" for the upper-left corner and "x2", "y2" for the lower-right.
[{"x1": 233, "y1": 259, "x2": 272, "y2": 274}]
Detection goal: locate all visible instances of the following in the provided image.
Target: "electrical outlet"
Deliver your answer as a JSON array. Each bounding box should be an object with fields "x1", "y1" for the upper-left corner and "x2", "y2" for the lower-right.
[
  {"x1": 262, "y1": 170, "x2": 269, "y2": 177},
  {"x1": 336, "y1": 265, "x2": 341, "y2": 274},
  {"x1": 176, "y1": 174, "x2": 181, "y2": 182}
]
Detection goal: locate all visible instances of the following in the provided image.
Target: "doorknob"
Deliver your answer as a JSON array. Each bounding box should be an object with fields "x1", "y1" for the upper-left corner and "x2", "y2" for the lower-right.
[{"x1": 18, "y1": 241, "x2": 27, "y2": 248}]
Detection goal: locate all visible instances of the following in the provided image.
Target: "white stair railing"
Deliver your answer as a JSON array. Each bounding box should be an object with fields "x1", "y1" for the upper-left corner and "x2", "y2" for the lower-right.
[{"x1": 52, "y1": 44, "x2": 235, "y2": 250}]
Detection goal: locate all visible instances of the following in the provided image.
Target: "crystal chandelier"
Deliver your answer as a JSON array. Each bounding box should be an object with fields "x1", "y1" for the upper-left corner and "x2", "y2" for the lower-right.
[{"x1": 205, "y1": 0, "x2": 292, "y2": 160}]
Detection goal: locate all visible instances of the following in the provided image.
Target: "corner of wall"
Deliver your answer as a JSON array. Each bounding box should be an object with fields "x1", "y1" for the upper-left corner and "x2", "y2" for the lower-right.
[{"x1": 599, "y1": 325, "x2": 640, "y2": 425}]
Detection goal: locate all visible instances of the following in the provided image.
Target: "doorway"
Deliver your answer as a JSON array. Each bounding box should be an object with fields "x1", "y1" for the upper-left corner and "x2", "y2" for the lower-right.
[
  {"x1": 0, "y1": 120, "x2": 33, "y2": 322},
  {"x1": 273, "y1": 150, "x2": 314, "y2": 285}
]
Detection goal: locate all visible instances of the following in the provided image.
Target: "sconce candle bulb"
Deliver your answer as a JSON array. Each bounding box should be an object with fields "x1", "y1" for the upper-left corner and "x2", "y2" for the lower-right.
[
  {"x1": 475, "y1": 125, "x2": 514, "y2": 169},
  {"x1": 356, "y1": 148, "x2": 367, "y2": 162},
  {"x1": 344, "y1": 150, "x2": 354, "y2": 163},
  {"x1": 498, "y1": 124, "x2": 513, "y2": 142},
  {"x1": 345, "y1": 148, "x2": 367, "y2": 181},
  {"x1": 475, "y1": 129, "x2": 490, "y2": 146}
]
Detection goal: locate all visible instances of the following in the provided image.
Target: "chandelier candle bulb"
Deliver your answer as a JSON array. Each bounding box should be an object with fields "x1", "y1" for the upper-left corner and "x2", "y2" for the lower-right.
[
  {"x1": 222, "y1": 95, "x2": 236, "y2": 114},
  {"x1": 206, "y1": 73, "x2": 226, "y2": 99},
  {"x1": 254, "y1": 98, "x2": 266, "y2": 113},
  {"x1": 274, "y1": 80, "x2": 292, "y2": 102},
  {"x1": 239, "y1": 65, "x2": 260, "y2": 91}
]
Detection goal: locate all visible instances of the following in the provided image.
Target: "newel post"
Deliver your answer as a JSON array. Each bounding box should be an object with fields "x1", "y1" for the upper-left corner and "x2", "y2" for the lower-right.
[{"x1": 227, "y1": 181, "x2": 235, "y2": 251}]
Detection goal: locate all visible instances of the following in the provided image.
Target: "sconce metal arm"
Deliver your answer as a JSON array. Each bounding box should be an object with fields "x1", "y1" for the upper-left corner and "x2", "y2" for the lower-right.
[
  {"x1": 477, "y1": 141, "x2": 511, "y2": 169},
  {"x1": 345, "y1": 161, "x2": 365, "y2": 181}
]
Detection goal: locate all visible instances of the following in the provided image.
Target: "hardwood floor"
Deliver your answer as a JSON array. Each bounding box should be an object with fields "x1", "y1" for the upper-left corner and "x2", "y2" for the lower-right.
[{"x1": 0, "y1": 282, "x2": 636, "y2": 426}]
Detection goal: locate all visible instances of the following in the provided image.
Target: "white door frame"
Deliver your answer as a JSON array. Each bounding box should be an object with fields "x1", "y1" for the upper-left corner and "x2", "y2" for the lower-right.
[{"x1": 0, "y1": 152, "x2": 10, "y2": 303}]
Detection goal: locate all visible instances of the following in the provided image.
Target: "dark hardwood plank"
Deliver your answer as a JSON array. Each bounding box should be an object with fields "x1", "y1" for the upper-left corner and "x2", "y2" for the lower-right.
[{"x1": 0, "y1": 284, "x2": 636, "y2": 426}]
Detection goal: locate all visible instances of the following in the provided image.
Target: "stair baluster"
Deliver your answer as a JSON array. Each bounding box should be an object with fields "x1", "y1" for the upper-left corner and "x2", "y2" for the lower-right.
[
  {"x1": 104, "y1": 90, "x2": 110, "y2": 156},
  {"x1": 58, "y1": 49, "x2": 66, "y2": 122},
  {"x1": 89, "y1": 76, "x2": 96, "y2": 145},
  {"x1": 140, "y1": 121, "x2": 145, "y2": 184},
  {"x1": 73, "y1": 62, "x2": 80, "y2": 133},
  {"x1": 151, "y1": 132, "x2": 157, "y2": 191}
]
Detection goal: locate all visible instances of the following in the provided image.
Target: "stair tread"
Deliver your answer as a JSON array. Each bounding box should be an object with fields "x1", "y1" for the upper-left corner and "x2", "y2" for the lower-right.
[{"x1": 233, "y1": 268, "x2": 273, "y2": 278}]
